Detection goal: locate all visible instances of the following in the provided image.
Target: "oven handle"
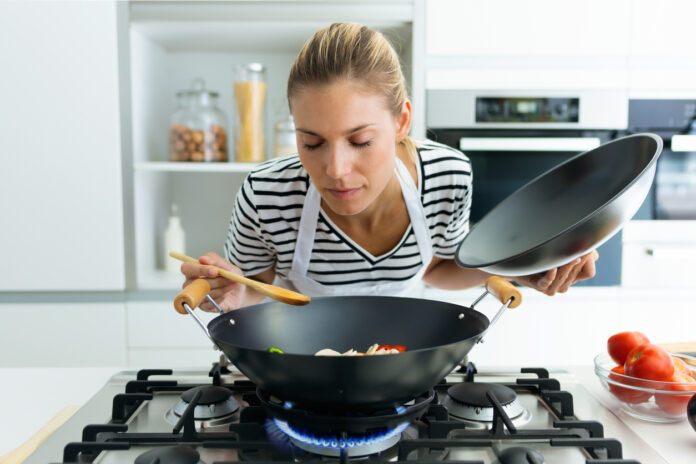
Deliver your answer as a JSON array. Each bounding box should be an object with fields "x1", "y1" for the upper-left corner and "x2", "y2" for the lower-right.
[
  {"x1": 458, "y1": 137, "x2": 601, "y2": 152},
  {"x1": 671, "y1": 134, "x2": 696, "y2": 152}
]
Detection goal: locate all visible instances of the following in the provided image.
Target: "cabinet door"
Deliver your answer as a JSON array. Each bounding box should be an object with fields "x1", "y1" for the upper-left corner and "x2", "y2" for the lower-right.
[
  {"x1": 426, "y1": 0, "x2": 630, "y2": 57},
  {"x1": 0, "y1": 1, "x2": 125, "y2": 290}
]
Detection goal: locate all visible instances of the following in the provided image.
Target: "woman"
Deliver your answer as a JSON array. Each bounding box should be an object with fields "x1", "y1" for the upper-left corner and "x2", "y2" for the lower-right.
[{"x1": 181, "y1": 23, "x2": 597, "y2": 312}]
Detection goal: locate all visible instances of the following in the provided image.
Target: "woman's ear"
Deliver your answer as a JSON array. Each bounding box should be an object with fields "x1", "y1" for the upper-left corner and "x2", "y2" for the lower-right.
[{"x1": 396, "y1": 99, "x2": 412, "y2": 142}]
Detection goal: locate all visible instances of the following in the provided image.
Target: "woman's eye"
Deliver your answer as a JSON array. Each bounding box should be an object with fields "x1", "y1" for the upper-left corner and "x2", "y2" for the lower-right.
[
  {"x1": 303, "y1": 142, "x2": 323, "y2": 151},
  {"x1": 351, "y1": 140, "x2": 372, "y2": 149}
]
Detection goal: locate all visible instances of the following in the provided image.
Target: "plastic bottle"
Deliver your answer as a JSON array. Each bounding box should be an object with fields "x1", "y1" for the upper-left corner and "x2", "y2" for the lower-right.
[{"x1": 165, "y1": 204, "x2": 186, "y2": 273}]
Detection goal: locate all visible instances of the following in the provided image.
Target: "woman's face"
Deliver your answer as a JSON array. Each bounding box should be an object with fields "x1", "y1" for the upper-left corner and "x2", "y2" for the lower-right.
[{"x1": 291, "y1": 79, "x2": 410, "y2": 216}]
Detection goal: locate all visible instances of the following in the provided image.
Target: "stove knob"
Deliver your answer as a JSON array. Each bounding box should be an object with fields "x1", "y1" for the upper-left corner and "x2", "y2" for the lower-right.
[{"x1": 688, "y1": 394, "x2": 696, "y2": 431}]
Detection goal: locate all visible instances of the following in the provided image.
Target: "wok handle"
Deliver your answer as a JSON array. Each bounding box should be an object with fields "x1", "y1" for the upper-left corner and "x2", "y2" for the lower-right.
[
  {"x1": 485, "y1": 276, "x2": 522, "y2": 308},
  {"x1": 174, "y1": 279, "x2": 211, "y2": 314}
]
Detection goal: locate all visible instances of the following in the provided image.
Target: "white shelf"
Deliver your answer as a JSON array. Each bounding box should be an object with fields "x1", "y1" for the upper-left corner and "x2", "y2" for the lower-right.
[{"x1": 134, "y1": 161, "x2": 258, "y2": 173}]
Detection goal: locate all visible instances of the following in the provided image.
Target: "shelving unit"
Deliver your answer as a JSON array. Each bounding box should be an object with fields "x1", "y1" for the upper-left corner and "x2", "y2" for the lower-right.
[
  {"x1": 134, "y1": 161, "x2": 257, "y2": 173},
  {"x1": 124, "y1": 0, "x2": 423, "y2": 290}
]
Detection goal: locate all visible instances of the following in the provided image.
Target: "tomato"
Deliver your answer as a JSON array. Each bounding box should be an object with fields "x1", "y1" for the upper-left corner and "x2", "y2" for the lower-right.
[
  {"x1": 607, "y1": 331, "x2": 650, "y2": 365},
  {"x1": 607, "y1": 365, "x2": 651, "y2": 404},
  {"x1": 377, "y1": 345, "x2": 406, "y2": 353},
  {"x1": 655, "y1": 373, "x2": 696, "y2": 415},
  {"x1": 624, "y1": 344, "x2": 674, "y2": 381},
  {"x1": 672, "y1": 356, "x2": 693, "y2": 378}
]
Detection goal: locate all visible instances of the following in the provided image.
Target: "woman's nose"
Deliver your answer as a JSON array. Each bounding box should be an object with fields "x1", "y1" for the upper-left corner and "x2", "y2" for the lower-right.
[{"x1": 326, "y1": 146, "x2": 352, "y2": 179}]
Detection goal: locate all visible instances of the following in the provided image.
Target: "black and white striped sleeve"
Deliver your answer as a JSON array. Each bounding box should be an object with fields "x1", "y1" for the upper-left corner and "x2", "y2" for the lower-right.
[
  {"x1": 431, "y1": 178, "x2": 471, "y2": 259},
  {"x1": 223, "y1": 175, "x2": 276, "y2": 276}
]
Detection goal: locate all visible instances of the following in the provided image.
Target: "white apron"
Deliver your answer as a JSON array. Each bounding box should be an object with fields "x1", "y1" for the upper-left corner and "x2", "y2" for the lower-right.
[{"x1": 273, "y1": 157, "x2": 433, "y2": 297}]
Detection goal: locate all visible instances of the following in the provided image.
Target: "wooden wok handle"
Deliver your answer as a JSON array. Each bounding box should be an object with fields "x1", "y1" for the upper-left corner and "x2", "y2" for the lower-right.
[
  {"x1": 485, "y1": 276, "x2": 522, "y2": 308},
  {"x1": 174, "y1": 278, "x2": 211, "y2": 314}
]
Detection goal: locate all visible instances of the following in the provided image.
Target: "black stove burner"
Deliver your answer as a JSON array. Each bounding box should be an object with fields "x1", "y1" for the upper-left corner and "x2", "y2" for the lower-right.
[
  {"x1": 257, "y1": 388, "x2": 434, "y2": 436},
  {"x1": 443, "y1": 382, "x2": 529, "y2": 424},
  {"x1": 134, "y1": 445, "x2": 202, "y2": 464},
  {"x1": 448, "y1": 382, "x2": 516, "y2": 406},
  {"x1": 169, "y1": 385, "x2": 239, "y2": 423},
  {"x1": 498, "y1": 446, "x2": 545, "y2": 464}
]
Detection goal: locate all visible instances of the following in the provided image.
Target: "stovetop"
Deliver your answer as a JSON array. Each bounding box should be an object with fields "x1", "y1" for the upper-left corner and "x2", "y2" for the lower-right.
[{"x1": 26, "y1": 360, "x2": 668, "y2": 464}]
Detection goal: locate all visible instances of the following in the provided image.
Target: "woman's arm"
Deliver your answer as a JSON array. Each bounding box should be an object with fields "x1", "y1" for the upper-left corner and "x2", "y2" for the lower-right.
[{"x1": 423, "y1": 251, "x2": 598, "y2": 295}]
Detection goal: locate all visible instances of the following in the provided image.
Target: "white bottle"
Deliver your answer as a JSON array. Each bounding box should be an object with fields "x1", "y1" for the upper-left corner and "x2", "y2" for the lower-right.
[{"x1": 165, "y1": 204, "x2": 186, "y2": 273}]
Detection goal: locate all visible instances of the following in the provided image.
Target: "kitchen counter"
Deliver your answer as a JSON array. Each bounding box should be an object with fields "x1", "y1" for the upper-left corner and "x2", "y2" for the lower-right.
[
  {"x1": 0, "y1": 368, "x2": 124, "y2": 458},
  {"x1": 2, "y1": 366, "x2": 695, "y2": 463}
]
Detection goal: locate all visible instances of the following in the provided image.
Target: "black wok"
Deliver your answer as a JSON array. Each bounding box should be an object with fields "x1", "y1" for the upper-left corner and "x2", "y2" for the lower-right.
[
  {"x1": 455, "y1": 133, "x2": 663, "y2": 275},
  {"x1": 174, "y1": 276, "x2": 521, "y2": 407}
]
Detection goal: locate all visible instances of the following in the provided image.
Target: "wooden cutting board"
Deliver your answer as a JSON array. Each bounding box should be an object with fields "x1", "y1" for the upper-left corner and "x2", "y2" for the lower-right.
[{"x1": 0, "y1": 405, "x2": 80, "y2": 464}]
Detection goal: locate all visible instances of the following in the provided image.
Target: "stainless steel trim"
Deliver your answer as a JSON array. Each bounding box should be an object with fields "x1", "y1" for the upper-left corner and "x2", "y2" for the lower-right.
[{"x1": 459, "y1": 137, "x2": 601, "y2": 152}]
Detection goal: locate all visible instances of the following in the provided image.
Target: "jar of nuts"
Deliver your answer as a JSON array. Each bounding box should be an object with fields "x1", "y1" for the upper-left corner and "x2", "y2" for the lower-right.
[{"x1": 169, "y1": 79, "x2": 228, "y2": 162}]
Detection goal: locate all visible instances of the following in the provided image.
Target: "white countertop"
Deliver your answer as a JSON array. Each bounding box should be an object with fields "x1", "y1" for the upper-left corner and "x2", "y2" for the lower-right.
[
  {"x1": 0, "y1": 367, "x2": 125, "y2": 457},
  {"x1": 2, "y1": 366, "x2": 695, "y2": 463}
]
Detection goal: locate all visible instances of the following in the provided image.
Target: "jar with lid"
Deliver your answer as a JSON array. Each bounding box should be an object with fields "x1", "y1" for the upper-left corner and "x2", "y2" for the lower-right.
[
  {"x1": 234, "y1": 63, "x2": 266, "y2": 162},
  {"x1": 274, "y1": 114, "x2": 297, "y2": 158},
  {"x1": 169, "y1": 78, "x2": 228, "y2": 162}
]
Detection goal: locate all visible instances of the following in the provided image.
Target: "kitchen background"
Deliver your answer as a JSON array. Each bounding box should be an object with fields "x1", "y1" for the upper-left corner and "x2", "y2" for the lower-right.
[{"x1": 1, "y1": 0, "x2": 696, "y2": 370}]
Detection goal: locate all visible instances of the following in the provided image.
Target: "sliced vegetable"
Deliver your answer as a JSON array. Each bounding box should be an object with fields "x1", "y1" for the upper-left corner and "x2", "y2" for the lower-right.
[{"x1": 267, "y1": 346, "x2": 285, "y2": 354}]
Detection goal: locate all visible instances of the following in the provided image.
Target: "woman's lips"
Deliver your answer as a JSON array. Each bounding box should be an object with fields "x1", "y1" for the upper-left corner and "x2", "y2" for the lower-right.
[{"x1": 327, "y1": 187, "x2": 361, "y2": 199}]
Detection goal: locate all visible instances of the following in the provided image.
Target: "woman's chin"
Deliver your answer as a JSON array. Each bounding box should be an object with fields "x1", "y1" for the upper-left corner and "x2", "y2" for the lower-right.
[{"x1": 323, "y1": 198, "x2": 368, "y2": 217}]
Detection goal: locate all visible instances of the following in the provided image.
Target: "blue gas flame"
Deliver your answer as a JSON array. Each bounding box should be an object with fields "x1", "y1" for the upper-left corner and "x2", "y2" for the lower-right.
[{"x1": 273, "y1": 418, "x2": 409, "y2": 450}]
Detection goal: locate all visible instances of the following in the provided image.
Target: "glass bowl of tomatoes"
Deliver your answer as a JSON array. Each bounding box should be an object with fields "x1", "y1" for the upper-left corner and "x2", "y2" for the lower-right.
[{"x1": 594, "y1": 352, "x2": 696, "y2": 422}]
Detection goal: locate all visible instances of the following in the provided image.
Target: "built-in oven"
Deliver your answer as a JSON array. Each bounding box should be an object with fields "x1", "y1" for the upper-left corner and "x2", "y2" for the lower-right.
[
  {"x1": 627, "y1": 99, "x2": 696, "y2": 219},
  {"x1": 426, "y1": 89, "x2": 628, "y2": 285}
]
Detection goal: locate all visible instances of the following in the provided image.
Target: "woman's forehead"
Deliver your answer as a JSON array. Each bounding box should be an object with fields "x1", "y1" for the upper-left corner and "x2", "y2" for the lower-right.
[{"x1": 291, "y1": 80, "x2": 391, "y2": 133}]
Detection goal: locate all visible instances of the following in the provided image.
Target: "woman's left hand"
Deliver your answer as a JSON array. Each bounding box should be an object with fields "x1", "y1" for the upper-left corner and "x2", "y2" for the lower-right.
[{"x1": 513, "y1": 250, "x2": 599, "y2": 295}]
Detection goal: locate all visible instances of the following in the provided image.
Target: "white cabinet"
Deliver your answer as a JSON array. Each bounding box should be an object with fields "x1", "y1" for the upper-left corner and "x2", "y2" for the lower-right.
[
  {"x1": 628, "y1": 0, "x2": 696, "y2": 96},
  {"x1": 0, "y1": 301, "x2": 127, "y2": 367},
  {"x1": 0, "y1": 1, "x2": 125, "y2": 291},
  {"x1": 124, "y1": 1, "x2": 423, "y2": 290},
  {"x1": 426, "y1": 0, "x2": 630, "y2": 57},
  {"x1": 621, "y1": 220, "x2": 696, "y2": 288}
]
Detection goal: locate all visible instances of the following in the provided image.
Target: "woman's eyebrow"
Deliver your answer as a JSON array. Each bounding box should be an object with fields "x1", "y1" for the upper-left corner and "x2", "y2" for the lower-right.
[{"x1": 295, "y1": 124, "x2": 376, "y2": 137}]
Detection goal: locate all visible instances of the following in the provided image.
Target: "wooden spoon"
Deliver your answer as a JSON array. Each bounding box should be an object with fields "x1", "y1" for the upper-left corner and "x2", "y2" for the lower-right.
[{"x1": 169, "y1": 251, "x2": 311, "y2": 306}]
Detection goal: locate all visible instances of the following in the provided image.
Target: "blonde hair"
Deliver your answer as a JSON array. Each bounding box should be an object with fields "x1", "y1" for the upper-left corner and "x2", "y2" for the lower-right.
[{"x1": 287, "y1": 22, "x2": 418, "y2": 161}]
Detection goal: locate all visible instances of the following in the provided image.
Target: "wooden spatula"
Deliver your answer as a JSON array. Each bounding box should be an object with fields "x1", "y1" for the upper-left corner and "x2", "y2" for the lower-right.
[{"x1": 169, "y1": 251, "x2": 311, "y2": 306}]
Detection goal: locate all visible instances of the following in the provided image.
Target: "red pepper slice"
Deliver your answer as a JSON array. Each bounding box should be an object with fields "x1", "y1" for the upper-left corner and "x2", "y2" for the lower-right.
[{"x1": 376, "y1": 344, "x2": 406, "y2": 353}]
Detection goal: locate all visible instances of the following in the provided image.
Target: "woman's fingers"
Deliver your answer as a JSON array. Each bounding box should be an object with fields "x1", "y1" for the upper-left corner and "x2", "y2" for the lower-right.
[
  {"x1": 558, "y1": 260, "x2": 584, "y2": 293},
  {"x1": 546, "y1": 257, "x2": 581, "y2": 295}
]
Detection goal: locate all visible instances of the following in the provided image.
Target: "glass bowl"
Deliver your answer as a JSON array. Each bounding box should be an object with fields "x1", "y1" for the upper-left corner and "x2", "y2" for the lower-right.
[{"x1": 594, "y1": 352, "x2": 696, "y2": 423}]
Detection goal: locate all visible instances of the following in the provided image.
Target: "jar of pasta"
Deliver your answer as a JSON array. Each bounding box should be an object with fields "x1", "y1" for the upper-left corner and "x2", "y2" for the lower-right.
[
  {"x1": 169, "y1": 79, "x2": 228, "y2": 162},
  {"x1": 234, "y1": 63, "x2": 267, "y2": 162}
]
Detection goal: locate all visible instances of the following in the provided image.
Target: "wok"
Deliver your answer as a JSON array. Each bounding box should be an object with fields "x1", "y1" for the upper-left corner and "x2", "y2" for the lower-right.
[
  {"x1": 455, "y1": 133, "x2": 663, "y2": 275},
  {"x1": 174, "y1": 276, "x2": 521, "y2": 407}
]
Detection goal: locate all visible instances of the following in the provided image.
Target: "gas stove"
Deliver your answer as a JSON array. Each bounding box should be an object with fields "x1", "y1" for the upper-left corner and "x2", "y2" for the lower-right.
[{"x1": 26, "y1": 359, "x2": 669, "y2": 464}]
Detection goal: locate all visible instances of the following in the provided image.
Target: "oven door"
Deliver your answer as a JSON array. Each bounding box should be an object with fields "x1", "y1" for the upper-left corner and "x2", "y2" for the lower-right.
[
  {"x1": 427, "y1": 129, "x2": 622, "y2": 285},
  {"x1": 655, "y1": 134, "x2": 696, "y2": 219}
]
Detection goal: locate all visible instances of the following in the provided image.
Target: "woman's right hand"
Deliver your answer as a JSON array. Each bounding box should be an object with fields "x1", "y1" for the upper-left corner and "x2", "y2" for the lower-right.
[{"x1": 180, "y1": 252, "x2": 245, "y2": 312}]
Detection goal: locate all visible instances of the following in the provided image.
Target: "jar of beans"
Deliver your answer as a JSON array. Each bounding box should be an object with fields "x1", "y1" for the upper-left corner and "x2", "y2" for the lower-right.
[{"x1": 169, "y1": 79, "x2": 228, "y2": 162}]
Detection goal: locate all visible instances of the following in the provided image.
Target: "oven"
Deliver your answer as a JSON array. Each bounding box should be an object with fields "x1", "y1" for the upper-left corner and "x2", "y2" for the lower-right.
[
  {"x1": 627, "y1": 99, "x2": 696, "y2": 220},
  {"x1": 426, "y1": 89, "x2": 629, "y2": 285}
]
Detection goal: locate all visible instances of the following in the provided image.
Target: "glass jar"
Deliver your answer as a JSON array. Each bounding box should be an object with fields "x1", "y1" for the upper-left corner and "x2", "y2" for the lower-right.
[
  {"x1": 169, "y1": 78, "x2": 228, "y2": 162},
  {"x1": 234, "y1": 63, "x2": 266, "y2": 162},
  {"x1": 274, "y1": 115, "x2": 297, "y2": 158}
]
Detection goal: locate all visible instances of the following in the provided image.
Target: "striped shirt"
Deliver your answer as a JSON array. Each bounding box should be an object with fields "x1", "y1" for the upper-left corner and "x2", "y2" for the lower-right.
[{"x1": 223, "y1": 140, "x2": 472, "y2": 286}]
